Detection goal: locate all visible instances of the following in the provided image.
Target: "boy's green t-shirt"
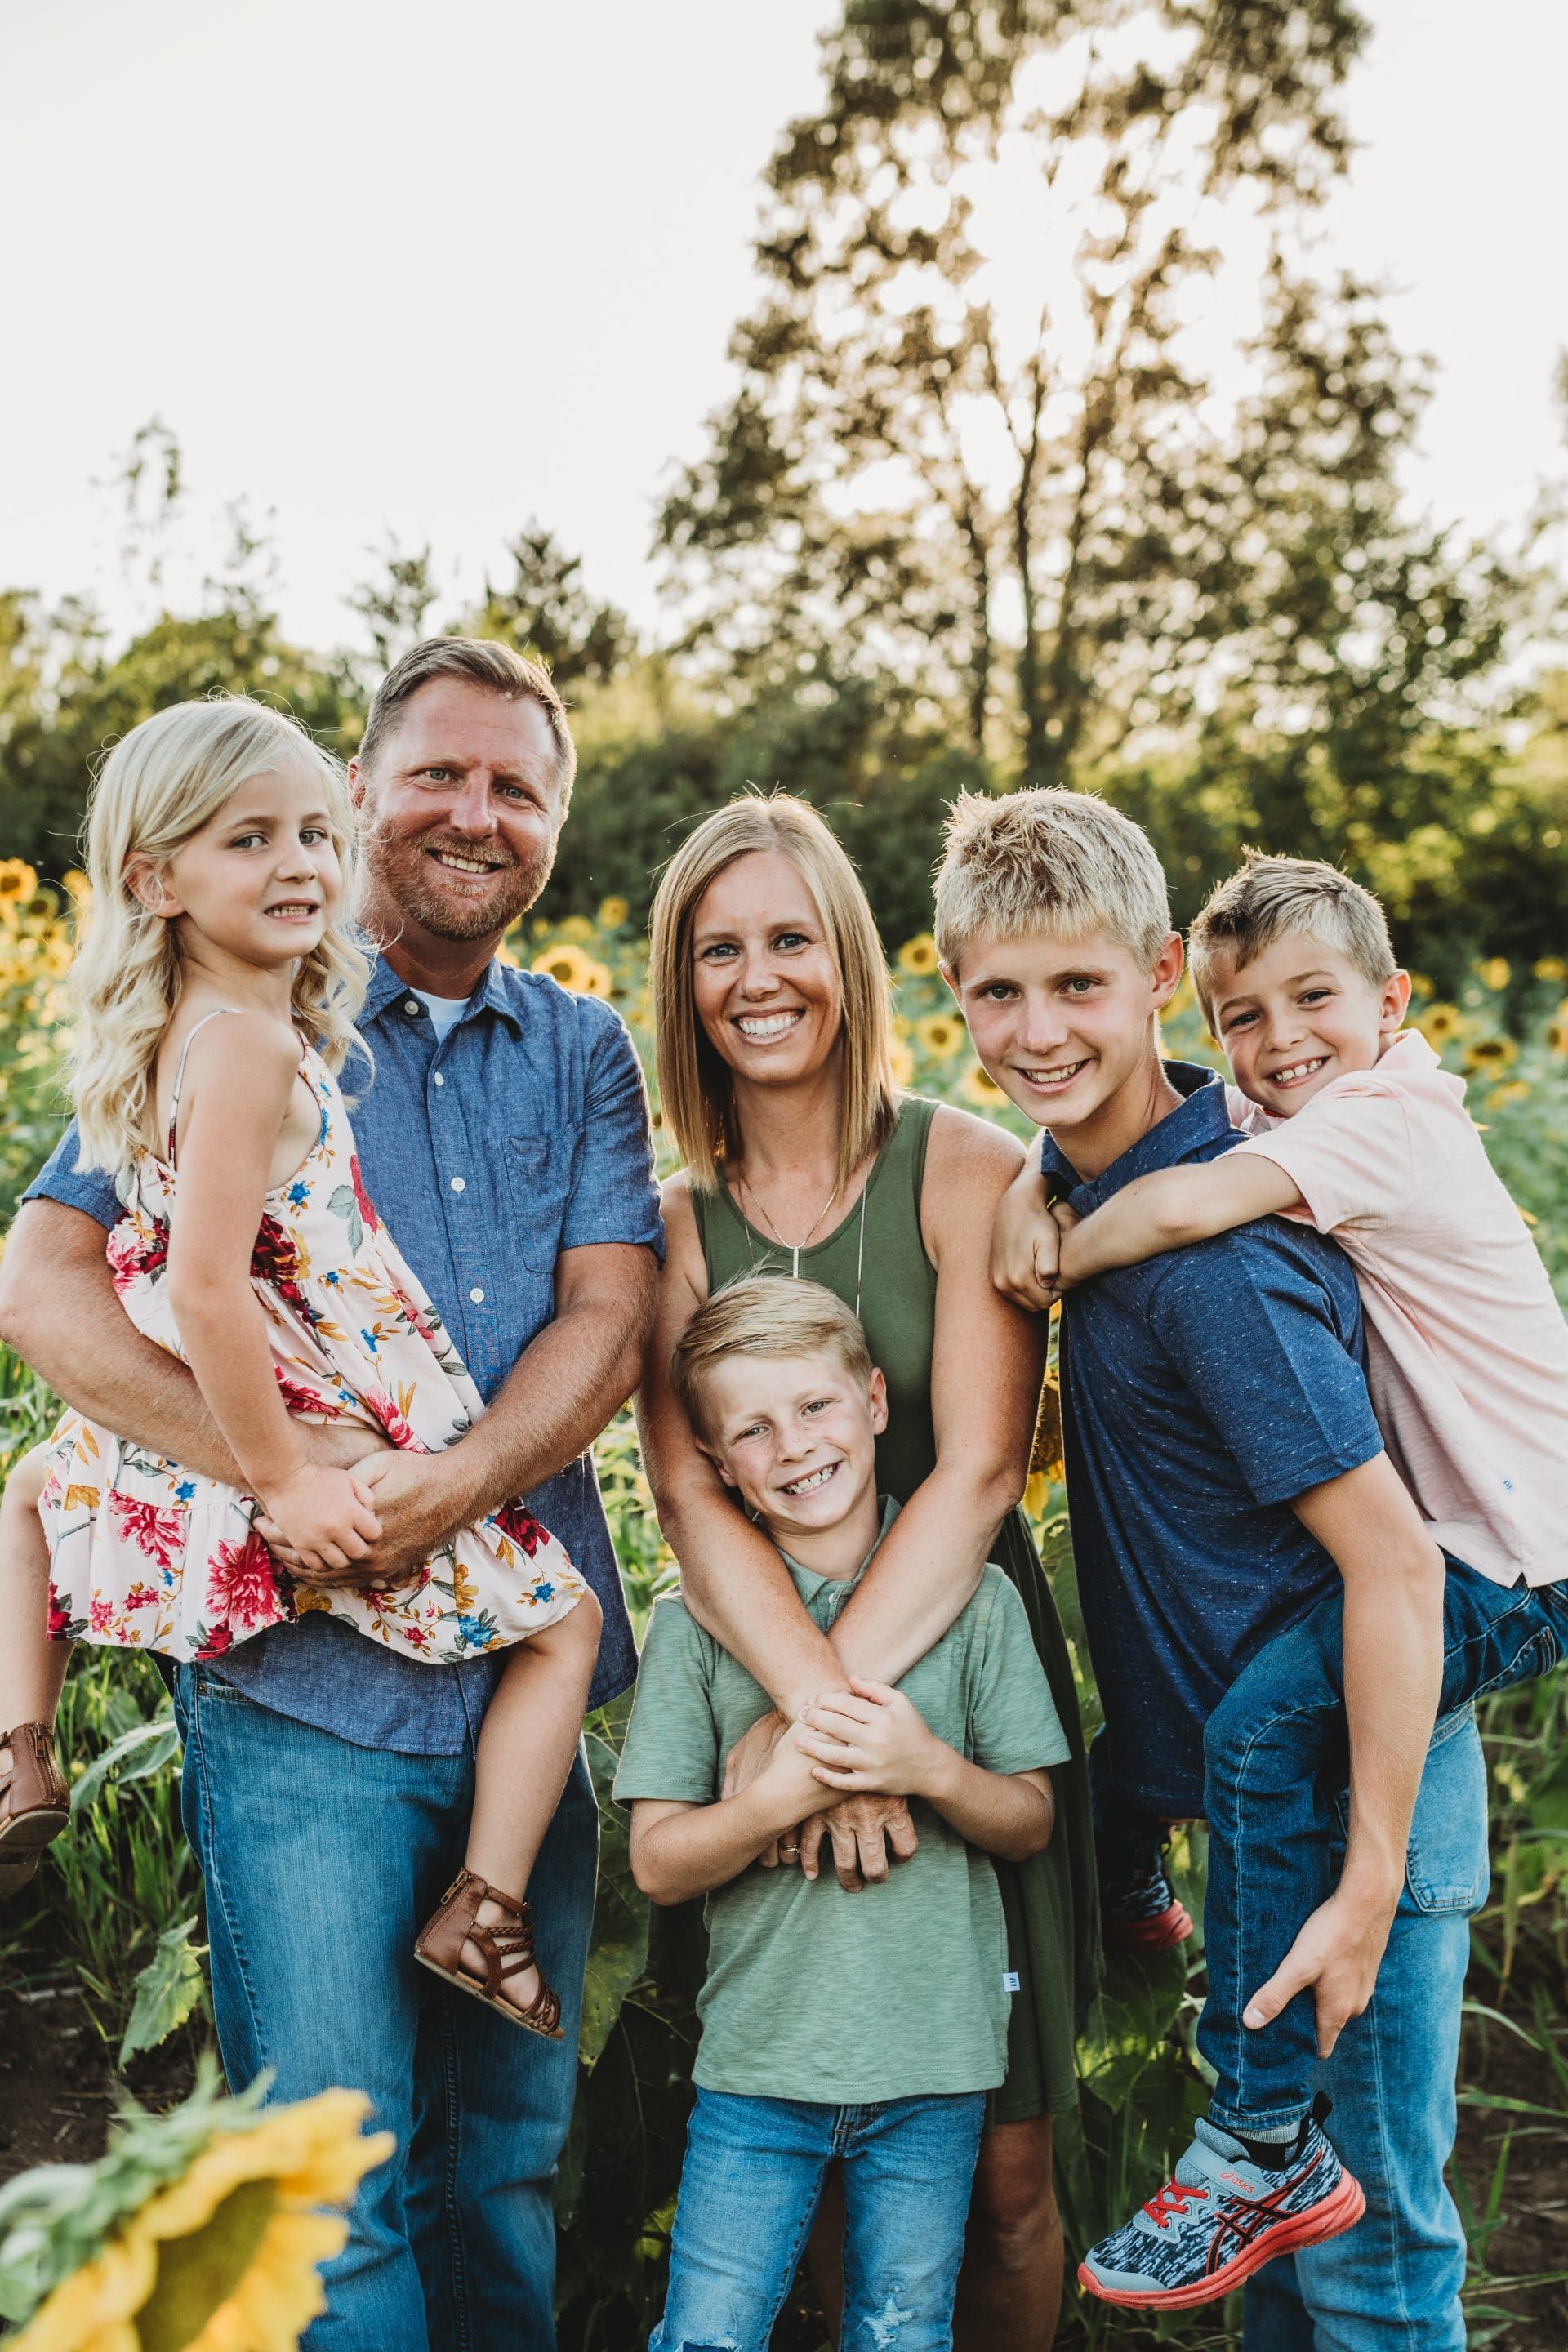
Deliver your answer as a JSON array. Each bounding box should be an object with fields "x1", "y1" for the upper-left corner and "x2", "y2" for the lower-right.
[{"x1": 612, "y1": 1508, "x2": 1069, "y2": 2104}]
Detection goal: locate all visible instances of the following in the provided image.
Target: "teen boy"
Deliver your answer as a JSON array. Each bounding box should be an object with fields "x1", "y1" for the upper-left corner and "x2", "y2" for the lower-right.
[
  {"x1": 614, "y1": 1276, "x2": 1067, "y2": 2352},
  {"x1": 995, "y1": 850, "x2": 1568, "y2": 2310},
  {"x1": 938, "y1": 790, "x2": 1484, "y2": 2348}
]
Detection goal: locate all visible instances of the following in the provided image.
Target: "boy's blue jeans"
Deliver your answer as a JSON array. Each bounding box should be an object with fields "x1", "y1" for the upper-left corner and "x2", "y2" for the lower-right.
[
  {"x1": 1198, "y1": 1558, "x2": 1565, "y2": 2135},
  {"x1": 173, "y1": 1665, "x2": 599, "y2": 2352},
  {"x1": 653, "y1": 2087, "x2": 987, "y2": 2352}
]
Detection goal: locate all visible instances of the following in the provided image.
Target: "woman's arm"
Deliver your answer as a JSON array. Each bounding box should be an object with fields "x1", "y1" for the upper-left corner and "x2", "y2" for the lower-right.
[
  {"x1": 1057, "y1": 1155, "x2": 1303, "y2": 1286},
  {"x1": 165, "y1": 1018, "x2": 380, "y2": 1570},
  {"x1": 826, "y1": 1109, "x2": 1044, "y2": 1686},
  {"x1": 795, "y1": 1678, "x2": 1056, "y2": 1862},
  {"x1": 635, "y1": 1177, "x2": 844, "y2": 1717}
]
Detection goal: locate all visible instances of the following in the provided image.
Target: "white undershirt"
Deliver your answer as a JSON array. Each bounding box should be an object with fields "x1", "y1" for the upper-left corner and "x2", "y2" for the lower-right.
[{"x1": 412, "y1": 987, "x2": 469, "y2": 1045}]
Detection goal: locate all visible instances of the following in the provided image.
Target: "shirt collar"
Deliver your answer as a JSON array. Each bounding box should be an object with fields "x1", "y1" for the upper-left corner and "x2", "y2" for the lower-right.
[
  {"x1": 1039, "y1": 1060, "x2": 1233, "y2": 1216},
  {"x1": 362, "y1": 951, "x2": 525, "y2": 1035},
  {"x1": 779, "y1": 1494, "x2": 900, "y2": 1605}
]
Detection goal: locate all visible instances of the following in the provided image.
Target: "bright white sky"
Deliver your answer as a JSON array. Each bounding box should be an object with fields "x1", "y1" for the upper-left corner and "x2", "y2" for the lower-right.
[{"x1": 2, "y1": 0, "x2": 1564, "y2": 656}]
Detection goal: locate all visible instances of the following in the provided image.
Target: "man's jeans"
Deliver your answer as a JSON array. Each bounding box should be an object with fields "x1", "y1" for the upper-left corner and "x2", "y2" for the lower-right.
[
  {"x1": 174, "y1": 1666, "x2": 599, "y2": 2352},
  {"x1": 653, "y1": 2087, "x2": 987, "y2": 2352},
  {"x1": 1199, "y1": 1559, "x2": 1564, "y2": 2132}
]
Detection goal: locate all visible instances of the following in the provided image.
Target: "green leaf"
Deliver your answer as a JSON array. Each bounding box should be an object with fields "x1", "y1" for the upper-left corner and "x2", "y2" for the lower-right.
[
  {"x1": 70, "y1": 1714, "x2": 181, "y2": 1816},
  {"x1": 120, "y1": 1917, "x2": 207, "y2": 2064}
]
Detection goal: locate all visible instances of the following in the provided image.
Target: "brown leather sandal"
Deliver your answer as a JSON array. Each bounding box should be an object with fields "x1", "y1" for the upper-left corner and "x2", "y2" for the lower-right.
[
  {"x1": 0, "y1": 1722, "x2": 70, "y2": 1900},
  {"x1": 413, "y1": 1867, "x2": 564, "y2": 2038}
]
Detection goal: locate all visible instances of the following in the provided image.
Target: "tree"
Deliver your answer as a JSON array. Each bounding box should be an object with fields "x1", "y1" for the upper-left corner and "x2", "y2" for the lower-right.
[
  {"x1": 656, "y1": 0, "x2": 1517, "y2": 790},
  {"x1": 468, "y1": 525, "x2": 633, "y2": 690}
]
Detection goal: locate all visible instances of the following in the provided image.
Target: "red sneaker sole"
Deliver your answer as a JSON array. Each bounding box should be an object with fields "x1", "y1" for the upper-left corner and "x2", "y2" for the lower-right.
[
  {"x1": 1077, "y1": 2170, "x2": 1367, "y2": 2310},
  {"x1": 1102, "y1": 1901, "x2": 1193, "y2": 1953}
]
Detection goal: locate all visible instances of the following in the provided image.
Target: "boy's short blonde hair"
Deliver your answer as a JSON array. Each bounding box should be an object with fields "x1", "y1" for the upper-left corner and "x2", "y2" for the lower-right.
[
  {"x1": 1188, "y1": 853, "x2": 1397, "y2": 1026},
  {"x1": 670, "y1": 1276, "x2": 873, "y2": 1445},
  {"x1": 933, "y1": 788, "x2": 1173, "y2": 972}
]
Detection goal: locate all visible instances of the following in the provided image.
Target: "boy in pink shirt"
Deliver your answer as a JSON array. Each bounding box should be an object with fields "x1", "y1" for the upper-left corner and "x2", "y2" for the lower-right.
[{"x1": 995, "y1": 851, "x2": 1568, "y2": 2307}]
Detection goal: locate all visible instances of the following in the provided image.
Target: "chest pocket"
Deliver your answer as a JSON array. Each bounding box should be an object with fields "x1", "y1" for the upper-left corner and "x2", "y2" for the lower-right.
[{"x1": 506, "y1": 1135, "x2": 574, "y2": 1272}]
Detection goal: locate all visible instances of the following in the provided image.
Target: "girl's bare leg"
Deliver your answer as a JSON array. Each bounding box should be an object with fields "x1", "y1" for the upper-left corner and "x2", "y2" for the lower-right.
[
  {"x1": 461, "y1": 1588, "x2": 602, "y2": 2016},
  {"x1": 0, "y1": 1446, "x2": 70, "y2": 1757}
]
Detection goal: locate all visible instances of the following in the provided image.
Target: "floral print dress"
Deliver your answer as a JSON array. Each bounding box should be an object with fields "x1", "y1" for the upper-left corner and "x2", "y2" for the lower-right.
[{"x1": 38, "y1": 1016, "x2": 586, "y2": 1664}]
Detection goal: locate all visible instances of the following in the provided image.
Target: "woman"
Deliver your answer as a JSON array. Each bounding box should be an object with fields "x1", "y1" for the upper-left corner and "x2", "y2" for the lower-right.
[{"x1": 638, "y1": 795, "x2": 1098, "y2": 2347}]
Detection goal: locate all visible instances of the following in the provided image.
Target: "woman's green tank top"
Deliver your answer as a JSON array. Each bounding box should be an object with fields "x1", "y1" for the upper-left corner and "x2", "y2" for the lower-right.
[{"x1": 690, "y1": 1096, "x2": 942, "y2": 1511}]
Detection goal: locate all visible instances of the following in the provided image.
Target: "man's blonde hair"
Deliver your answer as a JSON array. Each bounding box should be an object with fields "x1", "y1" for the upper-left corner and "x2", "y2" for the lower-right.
[
  {"x1": 1188, "y1": 852, "x2": 1397, "y2": 1026},
  {"x1": 933, "y1": 788, "x2": 1172, "y2": 971},
  {"x1": 649, "y1": 795, "x2": 896, "y2": 1196},
  {"x1": 670, "y1": 1275, "x2": 874, "y2": 1445}
]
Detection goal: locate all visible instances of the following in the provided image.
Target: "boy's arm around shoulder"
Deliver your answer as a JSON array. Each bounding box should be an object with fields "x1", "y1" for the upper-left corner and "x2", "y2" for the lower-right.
[{"x1": 1058, "y1": 1156, "x2": 1303, "y2": 1288}]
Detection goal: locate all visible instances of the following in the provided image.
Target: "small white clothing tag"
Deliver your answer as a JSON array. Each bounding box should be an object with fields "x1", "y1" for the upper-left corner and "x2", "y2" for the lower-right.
[{"x1": 1003, "y1": 1971, "x2": 1020, "y2": 1993}]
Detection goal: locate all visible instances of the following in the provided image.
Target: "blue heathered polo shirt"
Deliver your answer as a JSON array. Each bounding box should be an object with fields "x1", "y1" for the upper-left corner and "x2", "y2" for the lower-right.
[
  {"x1": 23, "y1": 952, "x2": 663, "y2": 1753},
  {"x1": 1043, "y1": 1062, "x2": 1383, "y2": 1816}
]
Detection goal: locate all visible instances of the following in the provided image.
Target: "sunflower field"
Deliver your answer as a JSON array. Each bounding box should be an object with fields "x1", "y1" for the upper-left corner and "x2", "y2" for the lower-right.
[{"x1": 2, "y1": 872, "x2": 1567, "y2": 2347}]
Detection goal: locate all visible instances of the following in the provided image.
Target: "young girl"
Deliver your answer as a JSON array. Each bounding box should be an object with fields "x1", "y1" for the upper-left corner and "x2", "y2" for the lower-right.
[{"x1": 0, "y1": 697, "x2": 600, "y2": 2034}]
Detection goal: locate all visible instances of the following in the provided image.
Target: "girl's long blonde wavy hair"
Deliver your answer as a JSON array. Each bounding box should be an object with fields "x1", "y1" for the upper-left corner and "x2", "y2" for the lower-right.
[{"x1": 70, "y1": 697, "x2": 369, "y2": 1174}]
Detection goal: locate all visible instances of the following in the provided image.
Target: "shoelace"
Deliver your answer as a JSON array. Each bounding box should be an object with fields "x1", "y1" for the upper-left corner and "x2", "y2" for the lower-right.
[{"x1": 1143, "y1": 2179, "x2": 1210, "y2": 2230}]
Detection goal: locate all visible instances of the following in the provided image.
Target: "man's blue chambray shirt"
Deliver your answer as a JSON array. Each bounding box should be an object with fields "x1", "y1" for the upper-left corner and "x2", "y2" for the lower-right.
[
  {"x1": 1042, "y1": 1062, "x2": 1383, "y2": 1817},
  {"x1": 24, "y1": 953, "x2": 664, "y2": 1753}
]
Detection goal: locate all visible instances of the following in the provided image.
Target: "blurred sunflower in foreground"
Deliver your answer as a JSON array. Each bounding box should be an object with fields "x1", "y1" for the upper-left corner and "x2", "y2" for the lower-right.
[{"x1": 0, "y1": 2065, "x2": 390, "y2": 2352}]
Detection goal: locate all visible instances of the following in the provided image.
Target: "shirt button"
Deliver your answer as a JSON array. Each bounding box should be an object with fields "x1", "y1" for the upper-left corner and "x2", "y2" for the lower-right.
[
  {"x1": 470, "y1": 1286, "x2": 485, "y2": 1303},
  {"x1": 450, "y1": 1176, "x2": 466, "y2": 1193},
  {"x1": 432, "y1": 1072, "x2": 445, "y2": 1088},
  {"x1": 404, "y1": 1000, "x2": 420, "y2": 1016}
]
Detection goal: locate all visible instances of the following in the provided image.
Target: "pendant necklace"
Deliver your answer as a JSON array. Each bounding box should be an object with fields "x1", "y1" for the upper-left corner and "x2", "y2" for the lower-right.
[{"x1": 737, "y1": 1167, "x2": 869, "y2": 1321}]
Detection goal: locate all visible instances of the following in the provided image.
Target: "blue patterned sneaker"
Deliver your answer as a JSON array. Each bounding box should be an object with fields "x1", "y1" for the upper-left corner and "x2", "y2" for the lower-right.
[{"x1": 1077, "y1": 2105, "x2": 1365, "y2": 2309}]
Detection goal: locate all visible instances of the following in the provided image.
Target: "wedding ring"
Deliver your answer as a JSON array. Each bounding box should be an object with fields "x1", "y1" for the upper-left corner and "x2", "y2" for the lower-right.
[{"x1": 778, "y1": 1840, "x2": 801, "y2": 1860}]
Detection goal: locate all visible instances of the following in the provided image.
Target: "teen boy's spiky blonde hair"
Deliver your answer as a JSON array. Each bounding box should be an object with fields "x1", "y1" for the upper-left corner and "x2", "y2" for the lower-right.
[
  {"x1": 670, "y1": 1275, "x2": 874, "y2": 1446},
  {"x1": 1187, "y1": 853, "x2": 1397, "y2": 1027},
  {"x1": 933, "y1": 788, "x2": 1172, "y2": 973}
]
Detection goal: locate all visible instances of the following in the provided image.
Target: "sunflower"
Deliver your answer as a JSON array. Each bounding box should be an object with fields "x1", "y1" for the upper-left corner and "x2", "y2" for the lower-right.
[
  {"x1": 917, "y1": 1013, "x2": 965, "y2": 1061},
  {"x1": 597, "y1": 895, "x2": 630, "y2": 929},
  {"x1": 532, "y1": 945, "x2": 613, "y2": 999},
  {"x1": 1532, "y1": 956, "x2": 1566, "y2": 984},
  {"x1": 1417, "y1": 1002, "x2": 1464, "y2": 1048},
  {"x1": 888, "y1": 1035, "x2": 915, "y2": 1088},
  {"x1": 1479, "y1": 957, "x2": 1511, "y2": 991},
  {"x1": 1463, "y1": 1034, "x2": 1517, "y2": 1076},
  {"x1": 1548, "y1": 1005, "x2": 1568, "y2": 1056},
  {"x1": 0, "y1": 859, "x2": 38, "y2": 903},
  {"x1": 1406, "y1": 973, "x2": 1433, "y2": 1001},
  {"x1": 898, "y1": 933, "x2": 939, "y2": 977},
  {"x1": 960, "y1": 1063, "x2": 1008, "y2": 1107},
  {"x1": 7, "y1": 2078, "x2": 391, "y2": 2352},
  {"x1": 1486, "y1": 1079, "x2": 1530, "y2": 1110}
]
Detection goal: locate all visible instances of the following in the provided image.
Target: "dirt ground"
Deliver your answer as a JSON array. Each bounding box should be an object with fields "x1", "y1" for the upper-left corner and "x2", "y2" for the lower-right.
[{"x1": 2, "y1": 1957, "x2": 1563, "y2": 2347}]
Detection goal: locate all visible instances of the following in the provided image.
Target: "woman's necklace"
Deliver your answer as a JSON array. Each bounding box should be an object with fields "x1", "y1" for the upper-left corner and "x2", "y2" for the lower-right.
[
  {"x1": 735, "y1": 1165, "x2": 870, "y2": 1320},
  {"x1": 740, "y1": 1171, "x2": 841, "y2": 1273}
]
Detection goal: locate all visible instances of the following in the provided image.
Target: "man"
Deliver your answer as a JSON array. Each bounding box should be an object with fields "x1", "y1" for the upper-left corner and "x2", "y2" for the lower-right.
[
  {"x1": 942, "y1": 787, "x2": 1486, "y2": 2348},
  {"x1": 0, "y1": 639, "x2": 662, "y2": 2351}
]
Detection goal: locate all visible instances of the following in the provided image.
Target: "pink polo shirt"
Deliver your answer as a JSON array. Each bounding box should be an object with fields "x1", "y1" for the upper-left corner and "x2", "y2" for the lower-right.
[{"x1": 1230, "y1": 1029, "x2": 1568, "y2": 1588}]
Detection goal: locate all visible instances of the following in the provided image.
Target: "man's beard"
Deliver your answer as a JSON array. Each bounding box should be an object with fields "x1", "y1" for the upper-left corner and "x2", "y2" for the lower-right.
[{"x1": 363, "y1": 820, "x2": 555, "y2": 943}]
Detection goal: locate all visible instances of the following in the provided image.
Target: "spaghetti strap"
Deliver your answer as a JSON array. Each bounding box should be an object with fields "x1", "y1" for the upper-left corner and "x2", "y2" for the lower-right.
[{"x1": 165, "y1": 1007, "x2": 243, "y2": 1165}]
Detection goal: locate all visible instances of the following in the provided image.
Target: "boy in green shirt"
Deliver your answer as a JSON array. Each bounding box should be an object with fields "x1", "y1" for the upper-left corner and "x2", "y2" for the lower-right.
[{"x1": 615, "y1": 1275, "x2": 1067, "y2": 2352}]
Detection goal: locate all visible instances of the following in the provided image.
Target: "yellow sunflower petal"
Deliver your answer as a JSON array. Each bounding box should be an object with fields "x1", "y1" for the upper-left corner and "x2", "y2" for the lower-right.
[
  {"x1": 11, "y1": 2232, "x2": 155, "y2": 2350},
  {"x1": 960, "y1": 1064, "x2": 1008, "y2": 1106},
  {"x1": 898, "y1": 933, "x2": 939, "y2": 976}
]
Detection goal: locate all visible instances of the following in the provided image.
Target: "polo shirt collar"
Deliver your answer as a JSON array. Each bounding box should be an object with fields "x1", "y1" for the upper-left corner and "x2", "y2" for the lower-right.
[
  {"x1": 1040, "y1": 1059, "x2": 1232, "y2": 1216},
  {"x1": 780, "y1": 1494, "x2": 899, "y2": 1606},
  {"x1": 361, "y1": 950, "x2": 525, "y2": 1034}
]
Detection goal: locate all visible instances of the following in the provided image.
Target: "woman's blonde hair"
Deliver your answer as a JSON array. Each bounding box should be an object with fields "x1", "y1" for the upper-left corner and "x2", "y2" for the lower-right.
[
  {"x1": 70, "y1": 697, "x2": 368, "y2": 1173},
  {"x1": 649, "y1": 795, "x2": 897, "y2": 1195}
]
